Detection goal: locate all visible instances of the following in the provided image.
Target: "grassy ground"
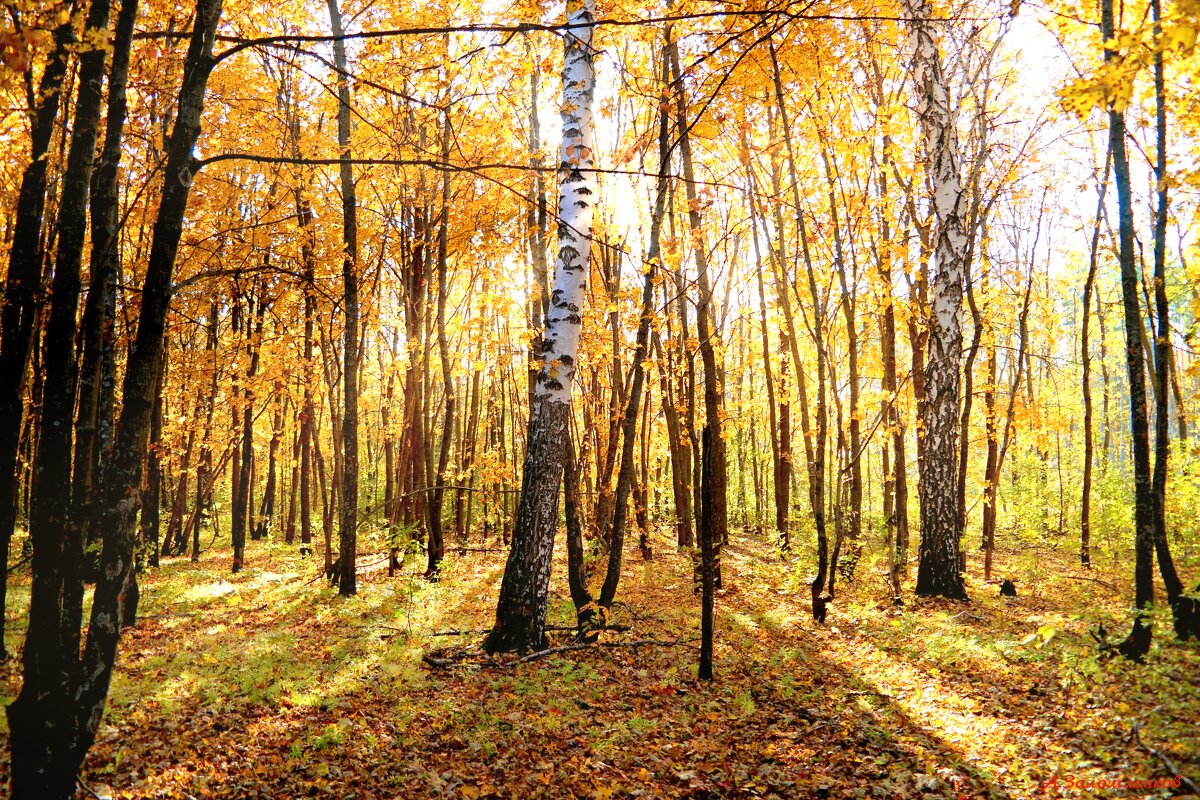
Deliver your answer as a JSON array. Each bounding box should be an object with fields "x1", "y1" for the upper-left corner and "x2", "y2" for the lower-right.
[{"x1": 0, "y1": 527, "x2": 1197, "y2": 799}]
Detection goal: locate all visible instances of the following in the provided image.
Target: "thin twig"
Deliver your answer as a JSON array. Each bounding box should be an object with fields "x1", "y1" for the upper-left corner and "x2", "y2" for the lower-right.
[
  {"x1": 516, "y1": 638, "x2": 697, "y2": 664},
  {"x1": 77, "y1": 779, "x2": 104, "y2": 800},
  {"x1": 6, "y1": 552, "x2": 32, "y2": 573},
  {"x1": 1063, "y1": 575, "x2": 1119, "y2": 592},
  {"x1": 544, "y1": 624, "x2": 633, "y2": 633}
]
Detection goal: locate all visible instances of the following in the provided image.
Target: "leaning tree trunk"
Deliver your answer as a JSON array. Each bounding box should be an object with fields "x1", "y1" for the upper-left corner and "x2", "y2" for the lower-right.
[
  {"x1": 7, "y1": 1, "x2": 223, "y2": 795},
  {"x1": 597, "y1": 42, "x2": 671, "y2": 615},
  {"x1": 904, "y1": 0, "x2": 968, "y2": 600},
  {"x1": 485, "y1": 0, "x2": 596, "y2": 654}
]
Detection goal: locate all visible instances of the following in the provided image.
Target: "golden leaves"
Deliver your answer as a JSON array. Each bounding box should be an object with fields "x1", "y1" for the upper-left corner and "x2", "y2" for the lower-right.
[{"x1": 1060, "y1": 14, "x2": 1199, "y2": 119}]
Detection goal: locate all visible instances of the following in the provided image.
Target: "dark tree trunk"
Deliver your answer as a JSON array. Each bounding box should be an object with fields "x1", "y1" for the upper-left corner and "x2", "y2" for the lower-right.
[
  {"x1": 1081, "y1": 146, "x2": 1111, "y2": 568},
  {"x1": 17, "y1": 0, "x2": 118, "y2": 775},
  {"x1": 328, "y1": 0, "x2": 359, "y2": 596},
  {"x1": 141, "y1": 351, "x2": 166, "y2": 568},
  {"x1": 74, "y1": 0, "x2": 139, "y2": 571},
  {"x1": 1147, "y1": 0, "x2": 1197, "y2": 639},
  {"x1": 427, "y1": 106, "x2": 455, "y2": 580},
  {"x1": 669, "y1": 38, "x2": 725, "y2": 680},
  {"x1": 564, "y1": 430, "x2": 600, "y2": 638},
  {"x1": 7, "y1": 1, "x2": 222, "y2": 795},
  {"x1": 193, "y1": 301, "x2": 219, "y2": 562},
  {"x1": 1103, "y1": 0, "x2": 1154, "y2": 660},
  {"x1": 876, "y1": 139, "x2": 909, "y2": 596},
  {"x1": 742, "y1": 124, "x2": 788, "y2": 553},
  {"x1": 597, "y1": 46, "x2": 671, "y2": 611},
  {"x1": 768, "y1": 40, "x2": 828, "y2": 620},
  {"x1": 0, "y1": 12, "x2": 76, "y2": 663}
]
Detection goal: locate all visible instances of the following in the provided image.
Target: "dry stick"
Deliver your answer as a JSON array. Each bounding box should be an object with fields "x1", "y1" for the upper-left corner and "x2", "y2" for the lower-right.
[
  {"x1": 1131, "y1": 722, "x2": 1199, "y2": 794},
  {"x1": 77, "y1": 779, "x2": 104, "y2": 800},
  {"x1": 429, "y1": 624, "x2": 634, "y2": 638},
  {"x1": 516, "y1": 638, "x2": 697, "y2": 664},
  {"x1": 421, "y1": 638, "x2": 698, "y2": 669},
  {"x1": 1062, "y1": 575, "x2": 1119, "y2": 592}
]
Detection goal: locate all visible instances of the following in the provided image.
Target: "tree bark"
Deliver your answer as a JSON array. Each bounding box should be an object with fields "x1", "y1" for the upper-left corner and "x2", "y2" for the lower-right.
[
  {"x1": 427, "y1": 100, "x2": 455, "y2": 580},
  {"x1": 74, "y1": 0, "x2": 140, "y2": 570},
  {"x1": 668, "y1": 36, "x2": 724, "y2": 680},
  {"x1": 0, "y1": 12, "x2": 78, "y2": 661},
  {"x1": 904, "y1": 0, "x2": 968, "y2": 599},
  {"x1": 1081, "y1": 146, "x2": 1111, "y2": 568},
  {"x1": 1103, "y1": 0, "x2": 1154, "y2": 659},
  {"x1": 597, "y1": 42, "x2": 671, "y2": 612},
  {"x1": 768, "y1": 40, "x2": 828, "y2": 619},
  {"x1": 1147, "y1": 0, "x2": 1196, "y2": 639},
  {"x1": 328, "y1": 0, "x2": 359, "y2": 596},
  {"x1": 485, "y1": 0, "x2": 596, "y2": 654},
  {"x1": 7, "y1": 1, "x2": 223, "y2": 794}
]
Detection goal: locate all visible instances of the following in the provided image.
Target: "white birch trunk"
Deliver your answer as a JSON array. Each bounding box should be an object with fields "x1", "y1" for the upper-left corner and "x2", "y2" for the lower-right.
[
  {"x1": 486, "y1": 0, "x2": 597, "y2": 653},
  {"x1": 904, "y1": 0, "x2": 969, "y2": 598}
]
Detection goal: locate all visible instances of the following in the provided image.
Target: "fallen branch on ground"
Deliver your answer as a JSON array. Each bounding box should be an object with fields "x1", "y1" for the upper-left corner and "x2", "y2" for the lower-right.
[
  {"x1": 430, "y1": 628, "x2": 491, "y2": 637},
  {"x1": 420, "y1": 637, "x2": 698, "y2": 670},
  {"x1": 429, "y1": 623, "x2": 633, "y2": 638},
  {"x1": 544, "y1": 623, "x2": 633, "y2": 633},
  {"x1": 516, "y1": 638, "x2": 698, "y2": 664},
  {"x1": 1130, "y1": 721, "x2": 1198, "y2": 794},
  {"x1": 1063, "y1": 575, "x2": 1119, "y2": 592}
]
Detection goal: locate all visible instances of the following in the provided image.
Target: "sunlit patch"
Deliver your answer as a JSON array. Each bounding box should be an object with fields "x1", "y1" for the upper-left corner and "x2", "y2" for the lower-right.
[{"x1": 179, "y1": 579, "x2": 237, "y2": 603}]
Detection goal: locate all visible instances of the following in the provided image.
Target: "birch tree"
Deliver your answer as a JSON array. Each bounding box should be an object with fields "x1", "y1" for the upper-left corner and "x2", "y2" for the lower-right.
[
  {"x1": 485, "y1": 0, "x2": 597, "y2": 654},
  {"x1": 903, "y1": 0, "x2": 969, "y2": 599}
]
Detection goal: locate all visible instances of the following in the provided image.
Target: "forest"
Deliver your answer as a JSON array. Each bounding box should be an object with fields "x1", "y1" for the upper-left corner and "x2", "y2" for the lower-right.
[{"x1": 0, "y1": 0, "x2": 1198, "y2": 796}]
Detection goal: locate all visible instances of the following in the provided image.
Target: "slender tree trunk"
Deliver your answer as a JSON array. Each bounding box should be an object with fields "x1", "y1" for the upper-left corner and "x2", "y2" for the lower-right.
[
  {"x1": 768, "y1": 40, "x2": 828, "y2": 620},
  {"x1": 1081, "y1": 146, "x2": 1111, "y2": 568},
  {"x1": 193, "y1": 302, "x2": 218, "y2": 562},
  {"x1": 427, "y1": 102, "x2": 455, "y2": 580},
  {"x1": 328, "y1": 0, "x2": 359, "y2": 596},
  {"x1": 598, "y1": 43, "x2": 671, "y2": 612},
  {"x1": 564, "y1": 429, "x2": 601, "y2": 638},
  {"x1": 982, "y1": 252, "x2": 1035, "y2": 581},
  {"x1": 820, "y1": 142, "x2": 862, "y2": 583},
  {"x1": 877, "y1": 143, "x2": 909, "y2": 595},
  {"x1": 1147, "y1": 0, "x2": 1196, "y2": 638},
  {"x1": 668, "y1": 37, "x2": 724, "y2": 680},
  {"x1": 141, "y1": 354, "x2": 166, "y2": 570},
  {"x1": 742, "y1": 124, "x2": 789, "y2": 552},
  {"x1": 1104, "y1": 0, "x2": 1154, "y2": 659}
]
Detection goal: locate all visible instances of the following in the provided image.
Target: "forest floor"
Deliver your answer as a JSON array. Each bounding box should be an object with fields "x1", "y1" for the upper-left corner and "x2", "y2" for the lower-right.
[{"x1": 1, "y1": 526, "x2": 1198, "y2": 799}]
